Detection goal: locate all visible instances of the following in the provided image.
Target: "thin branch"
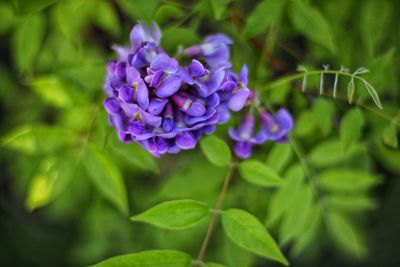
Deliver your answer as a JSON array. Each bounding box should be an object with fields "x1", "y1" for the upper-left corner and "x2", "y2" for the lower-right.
[{"x1": 195, "y1": 160, "x2": 237, "y2": 266}]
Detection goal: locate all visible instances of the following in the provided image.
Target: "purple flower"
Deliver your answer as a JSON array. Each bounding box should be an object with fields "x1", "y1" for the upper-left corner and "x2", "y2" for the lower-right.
[
  {"x1": 229, "y1": 114, "x2": 261, "y2": 159},
  {"x1": 103, "y1": 22, "x2": 250, "y2": 157},
  {"x1": 256, "y1": 109, "x2": 293, "y2": 143}
]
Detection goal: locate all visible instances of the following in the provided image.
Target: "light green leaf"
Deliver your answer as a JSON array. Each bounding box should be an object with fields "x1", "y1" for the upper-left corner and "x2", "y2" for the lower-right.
[
  {"x1": 308, "y1": 139, "x2": 363, "y2": 167},
  {"x1": 90, "y1": 250, "x2": 192, "y2": 267},
  {"x1": 327, "y1": 212, "x2": 366, "y2": 258},
  {"x1": 363, "y1": 81, "x2": 383, "y2": 109},
  {"x1": 289, "y1": 0, "x2": 335, "y2": 52},
  {"x1": 279, "y1": 185, "x2": 313, "y2": 245},
  {"x1": 205, "y1": 263, "x2": 226, "y2": 267},
  {"x1": 92, "y1": 0, "x2": 120, "y2": 36},
  {"x1": 200, "y1": 135, "x2": 231, "y2": 167},
  {"x1": 12, "y1": 0, "x2": 59, "y2": 14},
  {"x1": 293, "y1": 110, "x2": 317, "y2": 137},
  {"x1": 347, "y1": 78, "x2": 355, "y2": 104},
  {"x1": 312, "y1": 98, "x2": 335, "y2": 136},
  {"x1": 210, "y1": 0, "x2": 231, "y2": 20},
  {"x1": 222, "y1": 209, "x2": 288, "y2": 265},
  {"x1": 13, "y1": 13, "x2": 45, "y2": 72},
  {"x1": 326, "y1": 194, "x2": 377, "y2": 213},
  {"x1": 243, "y1": 0, "x2": 286, "y2": 38},
  {"x1": 382, "y1": 124, "x2": 398, "y2": 149},
  {"x1": 84, "y1": 144, "x2": 129, "y2": 215},
  {"x1": 318, "y1": 169, "x2": 381, "y2": 193},
  {"x1": 292, "y1": 205, "x2": 321, "y2": 255},
  {"x1": 131, "y1": 199, "x2": 209, "y2": 230},
  {"x1": 239, "y1": 160, "x2": 282, "y2": 188},
  {"x1": 339, "y1": 108, "x2": 364, "y2": 151},
  {"x1": 117, "y1": 0, "x2": 159, "y2": 21},
  {"x1": 26, "y1": 157, "x2": 76, "y2": 210},
  {"x1": 266, "y1": 164, "x2": 304, "y2": 226},
  {"x1": 2, "y1": 125, "x2": 76, "y2": 154},
  {"x1": 265, "y1": 143, "x2": 293, "y2": 173},
  {"x1": 361, "y1": 0, "x2": 392, "y2": 56},
  {"x1": 29, "y1": 76, "x2": 72, "y2": 108}
]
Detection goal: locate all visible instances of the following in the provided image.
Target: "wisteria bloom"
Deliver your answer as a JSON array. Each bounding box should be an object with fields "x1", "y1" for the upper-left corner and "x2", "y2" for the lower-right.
[
  {"x1": 229, "y1": 108, "x2": 293, "y2": 159},
  {"x1": 103, "y1": 22, "x2": 250, "y2": 156}
]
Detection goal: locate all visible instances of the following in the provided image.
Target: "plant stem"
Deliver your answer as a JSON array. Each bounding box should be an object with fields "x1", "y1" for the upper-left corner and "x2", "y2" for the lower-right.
[{"x1": 195, "y1": 161, "x2": 237, "y2": 265}]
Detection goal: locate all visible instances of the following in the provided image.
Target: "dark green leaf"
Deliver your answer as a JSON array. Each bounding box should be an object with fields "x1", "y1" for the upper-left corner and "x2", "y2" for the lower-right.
[
  {"x1": 239, "y1": 160, "x2": 282, "y2": 188},
  {"x1": 0, "y1": 3, "x2": 14, "y2": 34},
  {"x1": 382, "y1": 124, "x2": 398, "y2": 148},
  {"x1": 327, "y1": 194, "x2": 377, "y2": 213},
  {"x1": 131, "y1": 199, "x2": 209, "y2": 230},
  {"x1": 200, "y1": 135, "x2": 231, "y2": 167},
  {"x1": 222, "y1": 209, "x2": 288, "y2": 265},
  {"x1": 90, "y1": 250, "x2": 192, "y2": 267},
  {"x1": 13, "y1": 13, "x2": 45, "y2": 72},
  {"x1": 117, "y1": 0, "x2": 159, "y2": 21},
  {"x1": 327, "y1": 212, "x2": 366, "y2": 258},
  {"x1": 289, "y1": 0, "x2": 335, "y2": 52},
  {"x1": 312, "y1": 98, "x2": 335, "y2": 136},
  {"x1": 243, "y1": 0, "x2": 286, "y2": 38}
]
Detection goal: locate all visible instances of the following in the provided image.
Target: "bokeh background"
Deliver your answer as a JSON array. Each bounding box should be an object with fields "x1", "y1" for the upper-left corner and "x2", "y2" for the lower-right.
[{"x1": 1, "y1": 0, "x2": 399, "y2": 266}]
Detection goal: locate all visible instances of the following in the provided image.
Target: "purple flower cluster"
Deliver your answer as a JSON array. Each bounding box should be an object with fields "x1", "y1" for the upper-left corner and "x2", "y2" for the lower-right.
[
  {"x1": 103, "y1": 22, "x2": 250, "y2": 156},
  {"x1": 229, "y1": 109, "x2": 293, "y2": 159}
]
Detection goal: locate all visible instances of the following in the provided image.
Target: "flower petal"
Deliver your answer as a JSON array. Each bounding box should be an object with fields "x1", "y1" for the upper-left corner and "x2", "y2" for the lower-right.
[
  {"x1": 156, "y1": 74, "x2": 182, "y2": 97},
  {"x1": 136, "y1": 81, "x2": 149, "y2": 110},
  {"x1": 228, "y1": 87, "x2": 249, "y2": 111},
  {"x1": 176, "y1": 132, "x2": 197, "y2": 149}
]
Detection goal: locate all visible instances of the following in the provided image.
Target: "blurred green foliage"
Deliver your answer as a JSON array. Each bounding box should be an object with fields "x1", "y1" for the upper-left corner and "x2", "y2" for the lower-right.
[{"x1": 1, "y1": 0, "x2": 400, "y2": 267}]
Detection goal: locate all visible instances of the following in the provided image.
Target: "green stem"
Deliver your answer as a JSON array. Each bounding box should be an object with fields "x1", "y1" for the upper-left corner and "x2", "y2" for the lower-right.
[{"x1": 195, "y1": 160, "x2": 237, "y2": 266}]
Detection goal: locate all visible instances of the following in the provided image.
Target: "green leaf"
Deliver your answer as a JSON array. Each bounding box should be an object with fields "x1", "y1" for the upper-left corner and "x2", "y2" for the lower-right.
[
  {"x1": 326, "y1": 194, "x2": 377, "y2": 213},
  {"x1": 2, "y1": 125, "x2": 76, "y2": 155},
  {"x1": 108, "y1": 135, "x2": 159, "y2": 173},
  {"x1": 288, "y1": 0, "x2": 335, "y2": 52},
  {"x1": 200, "y1": 135, "x2": 231, "y2": 167},
  {"x1": 266, "y1": 164, "x2": 304, "y2": 226},
  {"x1": 382, "y1": 124, "x2": 398, "y2": 148},
  {"x1": 92, "y1": 0, "x2": 120, "y2": 36},
  {"x1": 265, "y1": 143, "x2": 293, "y2": 173},
  {"x1": 90, "y1": 250, "x2": 192, "y2": 267},
  {"x1": 308, "y1": 139, "x2": 363, "y2": 167},
  {"x1": 205, "y1": 263, "x2": 226, "y2": 267},
  {"x1": 29, "y1": 76, "x2": 73, "y2": 108},
  {"x1": 155, "y1": 4, "x2": 183, "y2": 24},
  {"x1": 361, "y1": 0, "x2": 392, "y2": 56},
  {"x1": 327, "y1": 212, "x2": 366, "y2": 258},
  {"x1": 363, "y1": 81, "x2": 383, "y2": 109},
  {"x1": 292, "y1": 205, "x2": 321, "y2": 255},
  {"x1": 84, "y1": 144, "x2": 129, "y2": 215},
  {"x1": 117, "y1": 0, "x2": 159, "y2": 21},
  {"x1": 347, "y1": 78, "x2": 355, "y2": 104},
  {"x1": 12, "y1": 0, "x2": 59, "y2": 14},
  {"x1": 13, "y1": 13, "x2": 45, "y2": 72},
  {"x1": 210, "y1": 0, "x2": 231, "y2": 20},
  {"x1": 25, "y1": 157, "x2": 76, "y2": 210},
  {"x1": 243, "y1": 0, "x2": 286, "y2": 38},
  {"x1": 131, "y1": 199, "x2": 209, "y2": 230},
  {"x1": 318, "y1": 169, "x2": 381, "y2": 193},
  {"x1": 339, "y1": 108, "x2": 364, "y2": 151},
  {"x1": 161, "y1": 27, "x2": 200, "y2": 54},
  {"x1": 0, "y1": 3, "x2": 14, "y2": 34},
  {"x1": 279, "y1": 185, "x2": 313, "y2": 245},
  {"x1": 222, "y1": 209, "x2": 288, "y2": 265},
  {"x1": 312, "y1": 98, "x2": 335, "y2": 136},
  {"x1": 293, "y1": 110, "x2": 317, "y2": 137},
  {"x1": 239, "y1": 160, "x2": 282, "y2": 188}
]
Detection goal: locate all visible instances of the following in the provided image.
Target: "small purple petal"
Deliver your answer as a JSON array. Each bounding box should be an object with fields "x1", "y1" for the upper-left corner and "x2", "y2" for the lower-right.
[
  {"x1": 150, "y1": 53, "x2": 178, "y2": 72},
  {"x1": 189, "y1": 59, "x2": 205, "y2": 77},
  {"x1": 228, "y1": 87, "x2": 250, "y2": 111},
  {"x1": 234, "y1": 141, "x2": 253, "y2": 159},
  {"x1": 104, "y1": 98, "x2": 121, "y2": 113},
  {"x1": 156, "y1": 74, "x2": 182, "y2": 97},
  {"x1": 187, "y1": 101, "x2": 206, "y2": 117},
  {"x1": 136, "y1": 81, "x2": 149, "y2": 110},
  {"x1": 176, "y1": 132, "x2": 197, "y2": 149},
  {"x1": 148, "y1": 98, "x2": 168, "y2": 115},
  {"x1": 239, "y1": 64, "x2": 248, "y2": 85},
  {"x1": 139, "y1": 110, "x2": 162, "y2": 128},
  {"x1": 126, "y1": 66, "x2": 141, "y2": 85},
  {"x1": 119, "y1": 85, "x2": 134, "y2": 102}
]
